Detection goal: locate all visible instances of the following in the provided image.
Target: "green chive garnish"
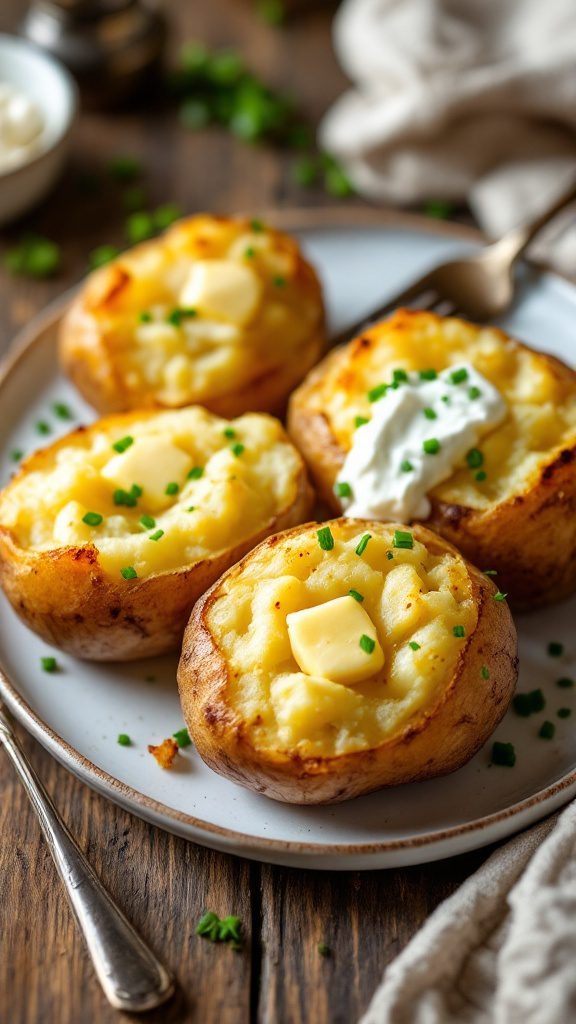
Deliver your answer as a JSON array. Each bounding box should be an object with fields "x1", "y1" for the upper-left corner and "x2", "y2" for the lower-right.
[
  {"x1": 186, "y1": 506, "x2": 197, "y2": 512},
  {"x1": 558, "y1": 708, "x2": 571, "y2": 719},
  {"x1": 449, "y1": 367, "x2": 469, "y2": 385},
  {"x1": 318, "y1": 942, "x2": 331, "y2": 957},
  {"x1": 223, "y1": 427, "x2": 236, "y2": 439},
  {"x1": 484, "y1": 569, "x2": 498, "y2": 576},
  {"x1": 539, "y1": 721, "x2": 555, "y2": 740},
  {"x1": 112, "y1": 436, "x2": 134, "y2": 454},
  {"x1": 113, "y1": 485, "x2": 140, "y2": 507},
  {"x1": 392, "y1": 368, "x2": 408, "y2": 383},
  {"x1": 359, "y1": 634, "x2": 375, "y2": 654},
  {"x1": 423, "y1": 407, "x2": 437, "y2": 420},
  {"x1": 244, "y1": 246, "x2": 255, "y2": 258},
  {"x1": 475, "y1": 471, "x2": 487, "y2": 482},
  {"x1": 82, "y1": 511, "x2": 103, "y2": 527},
  {"x1": 491, "y1": 741, "x2": 516, "y2": 767},
  {"x1": 354, "y1": 415, "x2": 369, "y2": 428},
  {"x1": 41, "y1": 656, "x2": 58, "y2": 673},
  {"x1": 494, "y1": 591, "x2": 508, "y2": 602},
  {"x1": 468, "y1": 386, "x2": 481, "y2": 399},
  {"x1": 355, "y1": 533, "x2": 372, "y2": 556},
  {"x1": 250, "y1": 219, "x2": 264, "y2": 232},
  {"x1": 386, "y1": 551, "x2": 394, "y2": 560},
  {"x1": 167, "y1": 307, "x2": 197, "y2": 326},
  {"x1": 187, "y1": 466, "x2": 204, "y2": 480},
  {"x1": 36, "y1": 421, "x2": 51, "y2": 435},
  {"x1": 149, "y1": 529, "x2": 164, "y2": 541},
  {"x1": 512, "y1": 690, "x2": 545, "y2": 717},
  {"x1": 165, "y1": 482, "x2": 179, "y2": 496},
  {"x1": 367, "y1": 383, "x2": 388, "y2": 403},
  {"x1": 481, "y1": 665, "x2": 490, "y2": 679},
  {"x1": 408, "y1": 641, "x2": 421, "y2": 651},
  {"x1": 393, "y1": 529, "x2": 413, "y2": 550},
  {"x1": 349, "y1": 589, "x2": 364, "y2": 603},
  {"x1": 117, "y1": 733, "x2": 132, "y2": 746},
  {"x1": 466, "y1": 448, "x2": 483, "y2": 469},
  {"x1": 548, "y1": 642, "x2": 564, "y2": 657},
  {"x1": 109, "y1": 155, "x2": 142, "y2": 181},
  {"x1": 231, "y1": 443, "x2": 245, "y2": 458},
  {"x1": 317, "y1": 526, "x2": 334, "y2": 551},
  {"x1": 139, "y1": 514, "x2": 156, "y2": 529},
  {"x1": 120, "y1": 566, "x2": 138, "y2": 579},
  {"x1": 335, "y1": 481, "x2": 352, "y2": 498},
  {"x1": 419, "y1": 368, "x2": 437, "y2": 381},
  {"x1": 557, "y1": 677, "x2": 574, "y2": 688},
  {"x1": 52, "y1": 402, "x2": 73, "y2": 420},
  {"x1": 10, "y1": 449, "x2": 23, "y2": 462},
  {"x1": 400, "y1": 459, "x2": 414, "y2": 472},
  {"x1": 139, "y1": 310, "x2": 153, "y2": 323},
  {"x1": 273, "y1": 275, "x2": 286, "y2": 287},
  {"x1": 452, "y1": 625, "x2": 465, "y2": 638},
  {"x1": 423, "y1": 438, "x2": 440, "y2": 455},
  {"x1": 173, "y1": 728, "x2": 192, "y2": 748}
]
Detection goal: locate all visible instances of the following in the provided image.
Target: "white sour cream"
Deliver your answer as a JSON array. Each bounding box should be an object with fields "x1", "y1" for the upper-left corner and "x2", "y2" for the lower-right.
[
  {"x1": 0, "y1": 84, "x2": 44, "y2": 175},
  {"x1": 336, "y1": 363, "x2": 506, "y2": 521}
]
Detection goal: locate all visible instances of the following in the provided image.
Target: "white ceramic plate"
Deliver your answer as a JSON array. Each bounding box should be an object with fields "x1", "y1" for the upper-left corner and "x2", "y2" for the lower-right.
[{"x1": 1, "y1": 211, "x2": 575, "y2": 870}]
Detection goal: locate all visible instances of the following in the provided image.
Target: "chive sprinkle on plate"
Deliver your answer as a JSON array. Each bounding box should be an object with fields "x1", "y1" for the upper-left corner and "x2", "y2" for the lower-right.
[{"x1": 317, "y1": 526, "x2": 334, "y2": 551}]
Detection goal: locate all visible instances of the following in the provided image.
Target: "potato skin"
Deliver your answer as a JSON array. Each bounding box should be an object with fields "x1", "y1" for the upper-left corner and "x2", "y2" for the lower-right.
[
  {"x1": 287, "y1": 342, "x2": 576, "y2": 611},
  {"x1": 177, "y1": 521, "x2": 518, "y2": 805},
  {"x1": 0, "y1": 443, "x2": 314, "y2": 662},
  {"x1": 59, "y1": 216, "x2": 326, "y2": 418}
]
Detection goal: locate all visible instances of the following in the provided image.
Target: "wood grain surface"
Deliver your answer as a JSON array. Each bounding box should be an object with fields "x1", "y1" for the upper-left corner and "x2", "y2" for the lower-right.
[{"x1": 0, "y1": 2, "x2": 493, "y2": 1022}]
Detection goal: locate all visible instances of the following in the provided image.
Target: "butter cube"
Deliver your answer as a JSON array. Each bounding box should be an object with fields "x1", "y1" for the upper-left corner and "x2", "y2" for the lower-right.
[
  {"x1": 101, "y1": 437, "x2": 192, "y2": 510},
  {"x1": 287, "y1": 595, "x2": 384, "y2": 686},
  {"x1": 179, "y1": 259, "x2": 262, "y2": 326}
]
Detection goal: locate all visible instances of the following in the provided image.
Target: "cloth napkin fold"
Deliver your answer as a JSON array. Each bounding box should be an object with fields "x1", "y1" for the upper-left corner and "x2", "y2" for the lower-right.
[
  {"x1": 320, "y1": 0, "x2": 576, "y2": 273},
  {"x1": 360, "y1": 798, "x2": 576, "y2": 1024}
]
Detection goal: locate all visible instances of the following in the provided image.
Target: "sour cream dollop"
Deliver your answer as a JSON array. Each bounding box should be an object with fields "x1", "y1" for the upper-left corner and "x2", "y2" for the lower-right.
[
  {"x1": 336, "y1": 363, "x2": 506, "y2": 521},
  {"x1": 0, "y1": 84, "x2": 44, "y2": 175}
]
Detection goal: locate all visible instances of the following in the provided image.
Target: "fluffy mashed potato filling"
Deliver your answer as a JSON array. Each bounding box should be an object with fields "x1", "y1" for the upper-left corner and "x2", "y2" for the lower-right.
[
  {"x1": 317, "y1": 311, "x2": 576, "y2": 511},
  {"x1": 0, "y1": 408, "x2": 302, "y2": 579},
  {"x1": 82, "y1": 215, "x2": 323, "y2": 407},
  {"x1": 207, "y1": 521, "x2": 477, "y2": 757}
]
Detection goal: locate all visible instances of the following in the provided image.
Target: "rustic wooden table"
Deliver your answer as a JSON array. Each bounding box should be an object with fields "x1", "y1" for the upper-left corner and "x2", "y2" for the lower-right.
[{"x1": 0, "y1": 2, "x2": 494, "y2": 1021}]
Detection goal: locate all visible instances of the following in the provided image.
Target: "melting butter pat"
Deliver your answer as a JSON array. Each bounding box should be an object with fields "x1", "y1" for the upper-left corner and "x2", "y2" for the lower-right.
[
  {"x1": 179, "y1": 259, "x2": 262, "y2": 325},
  {"x1": 101, "y1": 438, "x2": 192, "y2": 509},
  {"x1": 286, "y1": 595, "x2": 384, "y2": 686}
]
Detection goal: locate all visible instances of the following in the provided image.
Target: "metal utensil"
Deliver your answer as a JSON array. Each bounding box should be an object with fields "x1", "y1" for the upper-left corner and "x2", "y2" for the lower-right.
[
  {"x1": 332, "y1": 177, "x2": 576, "y2": 346},
  {"x1": 0, "y1": 704, "x2": 174, "y2": 1012}
]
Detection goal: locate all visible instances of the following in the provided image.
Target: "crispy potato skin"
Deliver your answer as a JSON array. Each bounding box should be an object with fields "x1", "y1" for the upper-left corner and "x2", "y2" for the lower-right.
[
  {"x1": 287, "y1": 335, "x2": 576, "y2": 611},
  {"x1": 59, "y1": 216, "x2": 326, "y2": 418},
  {"x1": 177, "y1": 521, "x2": 518, "y2": 805},
  {"x1": 0, "y1": 437, "x2": 314, "y2": 662}
]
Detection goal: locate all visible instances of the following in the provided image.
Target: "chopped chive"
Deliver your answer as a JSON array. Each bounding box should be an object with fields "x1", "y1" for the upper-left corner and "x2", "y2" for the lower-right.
[
  {"x1": 349, "y1": 589, "x2": 364, "y2": 603},
  {"x1": 165, "y1": 482, "x2": 179, "y2": 496},
  {"x1": 41, "y1": 656, "x2": 57, "y2": 673},
  {"x1": 441, "y1": 395, "x2": 450, "y2": 404},
  {"x1": 117, "y1": 733, "x2": 132, "y2": 746},
  {"x1": 223, "y1": 427, "x2": 236, "y2": 439},
  {"x1": 231, "y1": 442, "x2": 245, "y2": 458},
  {"x1": 408, "y1": 641, "x2": 421, "y2": 651},
  {"x1": 367, "y1": 383, "x2": 388, "y2": 403},
  {"x1": 173, "y1": 727, "x2": 192, "y2": 748},
  {"x1": 131, "y1": 484, "x2": 143, "y2": 498},
  {"x1": 393, "y1": 529, "x2": 413, "y2": 550},
  {"x1": 120, "y1": 566, "x2": 138, "y2": 580},
  {"x1": 153, "y1": 203, "x2": 182, "y2": 231},
  {"x1": 123, "y1": 185, "x2": 146, "y2": 211},
  {"x1": 475, "y1": 470, "x2": 487, "y2": 482},
  {"x1": 138, "y1": 310, "x2": 153, "y2": 323},
  {"x1": 355, "y1": 533, "x2": 372, "y2": 556},
  {"x1": 36, "y1": 420, "x2": 51, "y2": 435},
  {"x1": 400, "y1": 460, "x2": 414, "y2": 472},
  {"x1": 557, "y1": 677, "x2": 574, "y2": 689},
  {"x1": 423, "y1": 438, "x2": 440, "y2": 455},
  {"x1": 558, "y1": 708, "x2": 571, "y2": 719},
  {"x1": 273, "y1": 275, "x2": 286, "y2": 287},
  {"x1": 491, "y1": 741, "x2": 516, "y2": 767},
  {"x1": 112, "y1": 435, "x2": 134, "y2": 454},
  {"x1": 466, "y1": 448, "x2": 483, "y2": 469},
  {"x1": 244, "y1": 246, "x2": 256, "y2": 258},
  {"x1": 513, "y1": 690, "x2": 545, "y2": 717},
  {"x1": 52, "y1": 401, "x2": 73, "y2": 420},
  {"x1": 10, "y1": 449, "x2": 23, "y2": 462},
  {"x1": 419, "y1": 368, "x2": 437, "y2": 381},
  {"x1": 484, "y1": 569, "x2": 498, "y2": 576},
  {"x1": 423, "y1": 407, "x2": 437, "y2": 420},
  {"x1": 452, "y1": 625, "x2": 465, "y2": 638},
  {"x1": 539, "y1": 720, "x2": 555, "y2": 740},
  {"x1": 392, "y1": 368, "x2": 408, "y2": 384},
  {"x1": 167, "y1": 307, "x2": 197, "y2": 326},
  {"x1": 149, "y1": 529, "x2": 164, "y2": 541},
  {"x1": 493, "y1": 591, "x2": 508, "y2": 602},
  {"x1": 548, "y1": 642, "x2": 564, "y2": 657},
  {"x1": 468, "y1": 386, "x2": 482, "y2": 400},
  {"x1": 354, "y1": 415, "x2": 369, "y2": 428},
  {"x1": 481, "y1": 665, "x2": 490, "y2": 679},
  {"x1": 187, "y1": 466, "x2": 204, "y2": 480},
  {"x1": 139, "y1": 514, "x2": 156, "y2": 529},
  {"x1": 108, "y1": 155, "x2": 142, "y2": 181},
  {"x1": 186, "y1": 506, "x2": 197, "y2": 512},
  {"x1": 250, "y1": 218, "x2": 264, "y2": 232},
  {"x1": 318, "y1": 942, "x2": 331, "y2": 957},
  {"x1": 113, "y1": 486, "x2": 140, "y2": 507},
  {"x1": 89, "y1": 245, "x2": 120, "y2": 270},
  {"x1": 359, "y1": 634, "x2": 375, "y2": 654},
  {"x1": 317, "y1": 526, "x2": 334, "y2": 551},
  {"x1": 449, "y1": 367, "x2": 469, "y2": 385},
  {"x1": 82, "y1": 511, "x2": 103, "y2": 527},
  {"x1": 386, "y1": 551, "x2": 394, "y2": 560},
  {"x1": 334, "y1": 481, "x2": 352, "y2": 499}
]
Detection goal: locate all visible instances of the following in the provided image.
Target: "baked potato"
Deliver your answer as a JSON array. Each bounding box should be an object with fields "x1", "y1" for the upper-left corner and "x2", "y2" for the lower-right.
[
  {"x1": 0, "y1": 407, "x2": 313, "y2": 660},
  {"x1": 178, "y1": 519, "x2": 518, "y2": 804},
  {"x1": 288, "y1": 310, "x2": 576, "y2": 609},
  {"x1": 60, "y1": 214, "x2": 325, "y2": 418}
]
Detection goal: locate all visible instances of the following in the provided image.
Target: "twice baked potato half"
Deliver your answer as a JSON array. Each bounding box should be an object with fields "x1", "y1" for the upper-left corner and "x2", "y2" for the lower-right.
[
  {"x1": 60, "y1": 214, "x2": 325, "y2": 418},
  {"x1": 0, "y1": 407, "x2": 313, "y2": 660},
  {"x1": 288, "y1": 310, "x2": 576, "y2": 609},
  {"x1": 178, "y1": 519, "x2": 517, "y2": 804}
]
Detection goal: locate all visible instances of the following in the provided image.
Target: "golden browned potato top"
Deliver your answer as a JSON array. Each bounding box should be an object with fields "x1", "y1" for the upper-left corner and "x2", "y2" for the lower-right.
[
  {"x1": 205, "y1": 520, "x2": 479, "y2": 758},
  {"x1": 69, "y1": 214, "x2": 323, "y2": 408},
  {"x1": 307, "y1": 310, "x2": 576, "y2": 510},
  {"x1": 0, "y1": 407, "x2": 306, "y2": 580}
]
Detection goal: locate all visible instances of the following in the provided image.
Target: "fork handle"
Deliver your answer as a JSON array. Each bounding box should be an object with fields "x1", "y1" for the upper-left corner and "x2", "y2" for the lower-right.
[
  {"x1": 0, "y1": 709, "x2": 174, "y2": 1012},
  {"x1": 493, "y1": 175, "x2": 576, "y2": 264}
]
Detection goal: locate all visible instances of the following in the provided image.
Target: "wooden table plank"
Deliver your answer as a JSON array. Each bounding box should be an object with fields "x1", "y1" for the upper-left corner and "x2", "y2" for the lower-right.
[{"x1": 0, "y1": 2, "x2": 494, "y2": 1022}]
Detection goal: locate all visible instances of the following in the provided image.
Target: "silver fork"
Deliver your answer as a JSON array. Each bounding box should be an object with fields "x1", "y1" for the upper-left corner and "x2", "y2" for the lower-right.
[
  {"x1": 332, "y1": 177, "x2": 576, "y2": 347},
  {"x1": 0, "y1": 703, "x2": 175, "y2": 1012}
]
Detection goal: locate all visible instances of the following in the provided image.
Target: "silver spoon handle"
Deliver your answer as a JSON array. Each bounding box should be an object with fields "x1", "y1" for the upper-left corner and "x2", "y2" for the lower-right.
[
  {"x1": 493, "y1": 175, "x2": 576, "y2": 265},
  {"x1": 0, "y1": 708, "x2": 174, "y2": 1012}
]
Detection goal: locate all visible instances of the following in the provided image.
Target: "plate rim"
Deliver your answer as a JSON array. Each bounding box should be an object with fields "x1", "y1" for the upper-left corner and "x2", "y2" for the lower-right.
[{"x1": 1, "y1": 206, "x2": 576, "y2": 860}]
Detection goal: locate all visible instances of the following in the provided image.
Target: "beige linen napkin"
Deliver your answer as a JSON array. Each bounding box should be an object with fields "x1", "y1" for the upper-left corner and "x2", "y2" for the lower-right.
[
  {"x1": 320, "y1": 0, "x2": 576, "y2": 273},
  {"x1": 360, "y1": 799, "x2": 576, "y2": 1024}
]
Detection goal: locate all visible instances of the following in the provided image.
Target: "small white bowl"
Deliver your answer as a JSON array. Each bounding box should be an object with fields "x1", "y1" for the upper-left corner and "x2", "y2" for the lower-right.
[{"x1": 0, "y1": 34, "x2": 77, "y2": 225}]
